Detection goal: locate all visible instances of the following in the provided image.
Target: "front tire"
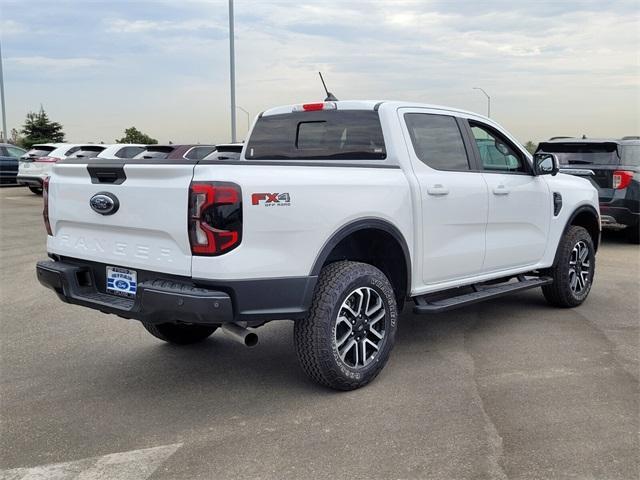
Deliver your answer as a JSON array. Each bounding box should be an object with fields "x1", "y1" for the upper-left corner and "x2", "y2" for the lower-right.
[
  {"x1": 294, "y1": 261, "x2": 398, "y2": 391},
  {"x1": 542, "y1": 226, "x2": 595, "y2": 308},
  {"x1": 28, "y1": 186, "x2": 43, "y2": 195},
  {"x1": 141, "y1": 322, "x2": 217, "y2": 345}
]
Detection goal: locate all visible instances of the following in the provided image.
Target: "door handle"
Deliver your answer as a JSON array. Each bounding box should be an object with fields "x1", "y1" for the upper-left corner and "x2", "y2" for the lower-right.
[
  {"x1": 493, "y1": 185, "x2": 510, "y2": 195},
  {"x1": 427, "y1": 184, "x2": 450, "y2": 196}
]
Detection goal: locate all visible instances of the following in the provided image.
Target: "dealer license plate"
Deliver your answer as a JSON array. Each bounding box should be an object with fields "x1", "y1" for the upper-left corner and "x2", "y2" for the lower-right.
[{"x1": 106, "y1": 266, "x2": 137, "y2": 298}]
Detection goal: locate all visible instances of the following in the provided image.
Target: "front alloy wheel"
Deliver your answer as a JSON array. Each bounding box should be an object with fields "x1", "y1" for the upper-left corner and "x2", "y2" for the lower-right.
[
  {"x1": 568, "y1": 240, "x2": 591, "y2": 295},
  {"x1": 542, "y1": 225, "x2": 595, "y2": 308}
]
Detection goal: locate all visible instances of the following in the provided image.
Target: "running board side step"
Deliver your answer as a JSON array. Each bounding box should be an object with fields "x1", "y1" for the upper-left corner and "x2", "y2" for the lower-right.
[{"x1": 412, "y1": 276, "x2": 553, "y2": 314}]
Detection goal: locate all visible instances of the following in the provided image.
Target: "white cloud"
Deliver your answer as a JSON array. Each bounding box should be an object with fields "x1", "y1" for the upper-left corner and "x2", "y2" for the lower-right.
[
  {"x1": 106, "y1": 18, "x2": 224, "y2": 34},
  {"x1": 0, "y1": 19, "x2": 24, "y2": 35},
  {"x1": 1, "y1": 0, "x2": 637, "y2": 144},
  {"x1": 8, "y1": 56, "x2": 105, "y2": 69}
]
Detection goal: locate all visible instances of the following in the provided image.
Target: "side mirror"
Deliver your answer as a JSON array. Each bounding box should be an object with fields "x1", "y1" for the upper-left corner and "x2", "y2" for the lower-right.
[{"x1": 533, "y1": 153, "x2": 559, "y2": 176}]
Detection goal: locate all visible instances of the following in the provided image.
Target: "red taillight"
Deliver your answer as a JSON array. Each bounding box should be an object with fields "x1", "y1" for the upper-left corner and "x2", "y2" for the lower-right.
[
  {"x1": 43, "y1": 176, "x2": 52, "y2": 236},
  {"x1": 35, "y1": 156, "x2": 59, "y2": 163},
  {"x1": 188, "y1": 182, "x2": 242, "y2": 256},
  {"x1": 613, "y1": 170, "x2": 634, "y2": 190}
]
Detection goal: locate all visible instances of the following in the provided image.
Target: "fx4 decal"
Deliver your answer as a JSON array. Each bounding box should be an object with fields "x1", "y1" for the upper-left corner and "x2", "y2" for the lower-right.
[{"x1": 251, "y1": 193, "x2": 291, "y2": 207}]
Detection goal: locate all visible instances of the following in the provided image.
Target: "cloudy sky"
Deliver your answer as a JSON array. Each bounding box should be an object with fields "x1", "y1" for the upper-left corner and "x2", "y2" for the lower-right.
[{"x1": 1, "y1": 0, "x2": 638, "y2": 145}]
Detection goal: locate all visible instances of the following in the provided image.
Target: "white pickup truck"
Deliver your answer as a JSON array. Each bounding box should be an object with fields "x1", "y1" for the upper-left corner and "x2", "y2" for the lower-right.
[{"x1": 37, "y1": 100, "x2": 600, "y2": 390}]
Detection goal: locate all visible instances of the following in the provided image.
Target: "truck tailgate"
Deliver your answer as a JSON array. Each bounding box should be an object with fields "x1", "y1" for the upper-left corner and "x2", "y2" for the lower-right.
[{"x1": 47, "y1": 162, "x2": 195, "y2": 276}]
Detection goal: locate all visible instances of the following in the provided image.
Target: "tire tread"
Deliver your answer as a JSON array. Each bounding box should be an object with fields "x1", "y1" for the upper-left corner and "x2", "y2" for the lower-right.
[
  {"x1": 294, "y1": 261, "x2": 397, "y2": 390},
  {"x1": 542, "y1": 225, "x2": 594, "y2": 308}
]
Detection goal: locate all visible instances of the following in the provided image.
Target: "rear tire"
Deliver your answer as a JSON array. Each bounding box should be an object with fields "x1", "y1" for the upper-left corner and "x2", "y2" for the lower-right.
[
  {"x1": 626, "y1": 224, "x2": 639, "y2": 244},
  {"x1": 141, "y1": 322, "x2": 217, "y2": 345},
  {"x1": 294, "y1": 261, "x2": 398, "y2": 391},
  {"x1": 28, "y1": 186, "x2": 43, "y2": 195},
  {"x1": 542, "y1": 226, "x2": 595, "y2": 308}
]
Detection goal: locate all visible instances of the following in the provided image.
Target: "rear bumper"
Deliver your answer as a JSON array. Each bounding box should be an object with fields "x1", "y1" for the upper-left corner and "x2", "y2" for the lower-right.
[
  {"x1": 17, "y1": 175, "x2": 44, "y2": 187},
  {"x1": 600, "y1": 205, "x2": 639, "y2": 228},
  {"x1": 36, "y1": 258, "x2": 317, "y2": 325},
  {"x1": 37, "y1": 260, "x2": 234, "y2": 325}
]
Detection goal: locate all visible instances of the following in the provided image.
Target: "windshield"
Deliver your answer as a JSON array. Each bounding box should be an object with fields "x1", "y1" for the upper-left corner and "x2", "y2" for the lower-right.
[
  {"x1": 246, "y1": 110, "x2": 386, "y2": 160},
  {"x1": 537, "y1": 142, "x2": 619, "y2": 165}
]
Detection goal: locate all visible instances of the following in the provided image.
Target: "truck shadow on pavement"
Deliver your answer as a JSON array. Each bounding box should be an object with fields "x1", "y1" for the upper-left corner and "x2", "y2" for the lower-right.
[{"x1": 96, "y1": 289, "x2": 561, "y2": 400}]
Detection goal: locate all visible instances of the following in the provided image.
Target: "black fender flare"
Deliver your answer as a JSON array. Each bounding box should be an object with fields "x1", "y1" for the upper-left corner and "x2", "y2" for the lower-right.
[
  {"x1": 553, "y1": 205, "x2": 601, "y2": 265},
  {"x1": 309, "y1": 217, "x2": 412, "y2": 295}
]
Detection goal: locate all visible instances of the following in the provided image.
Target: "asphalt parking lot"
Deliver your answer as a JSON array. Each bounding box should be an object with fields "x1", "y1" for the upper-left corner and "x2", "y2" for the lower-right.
[{"x1": 0, "y1": 185, "x2": 638, "y2": 480}]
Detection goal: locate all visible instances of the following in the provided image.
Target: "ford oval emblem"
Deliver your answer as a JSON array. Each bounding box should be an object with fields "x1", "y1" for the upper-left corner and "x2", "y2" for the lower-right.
[{"x1": 90, "y1": 192, "x2": 119, "y2": 215}]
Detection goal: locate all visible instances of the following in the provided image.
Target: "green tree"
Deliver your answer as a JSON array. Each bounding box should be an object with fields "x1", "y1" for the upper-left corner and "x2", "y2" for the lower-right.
[
  {"x1": 10, "y1": 128, "x2": 25, "y2": 147},
  {"x1": 116, "y1": 127, "x2": 158, "y2": 145},
  {"x1": 20, "y1": 106, "x2": 65, "y2": 148},
  {"x1": 524, "y1": 141, "x2": 537, "y2": 154}
]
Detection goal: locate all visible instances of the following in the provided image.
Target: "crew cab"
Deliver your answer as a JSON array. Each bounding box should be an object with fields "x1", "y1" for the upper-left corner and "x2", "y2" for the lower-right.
[{"x1": 36, "y1": 101, "x2": 600, "y2": 390}]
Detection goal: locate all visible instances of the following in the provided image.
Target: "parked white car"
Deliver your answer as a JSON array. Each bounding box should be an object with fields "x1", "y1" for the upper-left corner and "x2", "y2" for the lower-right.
[
  {"x1": 37, "y1": 100, "x2": 600, "y2": 390},
  {"x1": 18, "y1": 144, "x2": 107, "y2": 194}
]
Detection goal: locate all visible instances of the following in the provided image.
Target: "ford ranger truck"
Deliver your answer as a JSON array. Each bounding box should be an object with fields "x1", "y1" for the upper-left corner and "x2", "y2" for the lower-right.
[{"x1": 36, "y1": 100, "x2": 600, "y2": 391}]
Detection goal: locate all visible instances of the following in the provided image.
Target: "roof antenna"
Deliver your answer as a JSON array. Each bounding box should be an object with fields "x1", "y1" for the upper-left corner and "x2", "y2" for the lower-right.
[{"x1": 319, "y1": 72, "x2": 338, "y2": 101}]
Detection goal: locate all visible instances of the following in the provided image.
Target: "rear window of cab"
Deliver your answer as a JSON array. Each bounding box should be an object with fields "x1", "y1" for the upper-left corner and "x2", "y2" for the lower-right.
[{"x1": 246, "y1": 110, "x2": 386, "y2": 160}]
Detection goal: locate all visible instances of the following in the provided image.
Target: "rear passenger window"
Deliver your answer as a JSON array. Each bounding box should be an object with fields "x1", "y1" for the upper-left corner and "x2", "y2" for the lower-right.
[{"x1": 404, "y1": 113, "x2": 470, "y2": 171}]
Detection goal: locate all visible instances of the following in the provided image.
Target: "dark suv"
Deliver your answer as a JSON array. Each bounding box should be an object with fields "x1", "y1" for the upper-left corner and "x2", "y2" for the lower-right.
[{"x1": 537, "y1": 138, "x2": 639, "y2": 243}]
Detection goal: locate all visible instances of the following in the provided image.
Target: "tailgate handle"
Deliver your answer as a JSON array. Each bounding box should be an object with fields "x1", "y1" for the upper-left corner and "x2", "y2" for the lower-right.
[{"x1": 87, "y1": 165, "x2": 126, "y2": 185}]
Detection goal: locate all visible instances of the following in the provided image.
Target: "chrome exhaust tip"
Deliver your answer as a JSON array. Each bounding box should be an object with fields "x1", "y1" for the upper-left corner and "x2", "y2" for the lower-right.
[{"x1": 221, "y1": 323, "x2": 258, "y2": 347}]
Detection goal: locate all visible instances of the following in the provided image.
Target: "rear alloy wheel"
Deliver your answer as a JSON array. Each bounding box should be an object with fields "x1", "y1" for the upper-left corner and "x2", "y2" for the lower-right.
[
  {"x1": 28, "y1": 186, "x2": 43, "y2": 195},
  {"x1": 141, "y1": 322, "x2": 217, "y2": 345},
  {"x1": 542, "y1": 226, "x2": 595, "y2": 307},
  {"x1": 334, "y1": 287, "x2": 388, "y2": 369},
  {"x1": 294, "y1": 261, "x2": 398, "y2": 390}
]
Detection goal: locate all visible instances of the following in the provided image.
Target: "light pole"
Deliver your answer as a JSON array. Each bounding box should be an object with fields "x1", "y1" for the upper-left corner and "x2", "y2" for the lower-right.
[
  {"x1": 236, "y1": 106, "x2": 249, "y2": 138},
  {"x1": 473, "y1": 87, "x2": 491, "y2": 118},
  {"x1": 228, "y1": 0, "x2": 237, "y2": 143},
  {"x1": 0, "y1": 39, "x2": 8, "y2": 143}
]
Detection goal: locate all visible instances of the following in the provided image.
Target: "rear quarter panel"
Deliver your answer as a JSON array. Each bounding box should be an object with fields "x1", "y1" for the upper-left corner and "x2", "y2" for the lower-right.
[{"x1": 191, "y1": 164, "x2": 413, "y2": 280}]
